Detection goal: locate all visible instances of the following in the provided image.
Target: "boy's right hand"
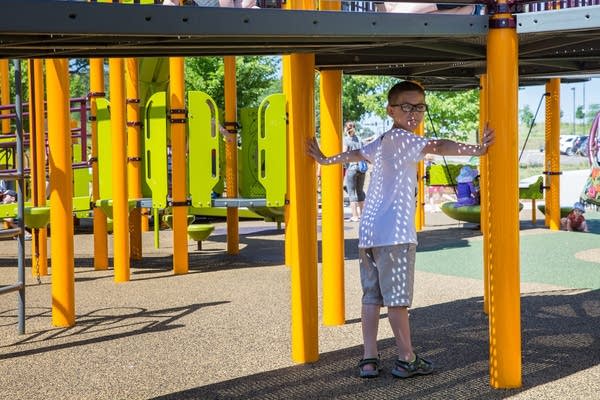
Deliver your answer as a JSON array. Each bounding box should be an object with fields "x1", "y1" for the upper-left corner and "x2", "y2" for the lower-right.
[{"x1": 306, "y1": 137, "x2": 327, "y2": 164}]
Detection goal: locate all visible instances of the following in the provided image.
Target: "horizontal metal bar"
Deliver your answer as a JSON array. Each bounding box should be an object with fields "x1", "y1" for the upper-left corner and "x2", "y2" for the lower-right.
[
  {"x1": 0, "y1": 228, "x2": 22, "y2": 239},
  {"x1": 212, "y1": 198, "x2": 267, "y2": 208},
  {"x1": 517, "y1": 5, "x2": 600, "y2": 33},
  {"x1": 0, "y1": 282, "x2": 24, "y2": 296}
]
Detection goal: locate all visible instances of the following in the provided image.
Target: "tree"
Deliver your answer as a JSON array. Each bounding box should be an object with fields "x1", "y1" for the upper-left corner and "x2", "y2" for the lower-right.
[
  {"x1": 185, "y1": 56, "x2": 280, "y2": 111},
  {"x1": 519, "y1": 105, "x2": 535, "y2": 127},
  {"x1": 424, "y1": 90, "x2": 480, "y2": 142},
  {"x1": 342, "y1": 75, "x2": 396, "y2": 123}
]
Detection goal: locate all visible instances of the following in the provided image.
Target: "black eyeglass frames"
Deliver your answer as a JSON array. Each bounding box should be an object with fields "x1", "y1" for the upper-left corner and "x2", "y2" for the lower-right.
[{"x1": 389, "y1": 103, "x2": 428, "y2": 113}]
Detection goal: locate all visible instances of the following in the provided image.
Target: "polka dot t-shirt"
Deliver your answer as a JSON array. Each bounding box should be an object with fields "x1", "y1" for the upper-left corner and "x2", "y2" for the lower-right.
[{"x1": 358, "y1": 128, "x2": 428, "y2": 248}]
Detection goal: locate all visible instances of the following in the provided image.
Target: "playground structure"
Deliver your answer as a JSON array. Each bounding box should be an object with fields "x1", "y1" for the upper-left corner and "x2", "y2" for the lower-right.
[{"x1": 1, "y1": 0, "x2": 600, "y2": 391}]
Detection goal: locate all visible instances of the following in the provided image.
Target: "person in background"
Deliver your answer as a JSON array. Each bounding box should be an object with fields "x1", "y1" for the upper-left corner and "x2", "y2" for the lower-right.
[
  {"x1": 560, "y1": 201, "x2": 589, "y2": 232},
  {"x1": 453, "y1": 165, "x2": 480, "y2": 207},
  {"x1": 343, "y1": 121, "x2": 366, "y2": 222}
]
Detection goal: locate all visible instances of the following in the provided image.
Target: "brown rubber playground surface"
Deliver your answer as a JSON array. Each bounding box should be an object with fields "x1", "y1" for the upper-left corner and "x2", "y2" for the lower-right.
[{"x1": 0, "y1": 209, "x2": 598, "y2": 400}]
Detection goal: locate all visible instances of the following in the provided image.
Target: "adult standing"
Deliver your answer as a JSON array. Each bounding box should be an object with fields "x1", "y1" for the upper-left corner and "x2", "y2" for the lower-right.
[{"x1": 343, "y1": 121, "x2": 366, "y2": 222}]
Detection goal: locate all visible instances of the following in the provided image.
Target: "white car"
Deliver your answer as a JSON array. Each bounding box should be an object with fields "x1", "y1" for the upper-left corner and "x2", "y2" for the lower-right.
[{"x1": 559, "y1": 135, "x2": 578, "y2": 155}]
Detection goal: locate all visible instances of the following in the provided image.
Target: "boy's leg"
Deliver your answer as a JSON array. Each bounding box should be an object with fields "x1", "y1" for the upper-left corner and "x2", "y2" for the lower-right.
[
  {"x1": 359, "y1": 248, "x2": 383, "y2": 369},
  {"x1": 361, "y1": 303, "x2": 381, "y2": 362},
  {"x1": 388, "y1": 306, "x2": 413, "y2": 361}
]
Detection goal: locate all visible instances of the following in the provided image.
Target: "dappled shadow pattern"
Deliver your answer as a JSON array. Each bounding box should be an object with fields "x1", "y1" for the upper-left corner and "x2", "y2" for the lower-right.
[{"x1": 151, "y1": 289, "x2": 599, "y2": 400}]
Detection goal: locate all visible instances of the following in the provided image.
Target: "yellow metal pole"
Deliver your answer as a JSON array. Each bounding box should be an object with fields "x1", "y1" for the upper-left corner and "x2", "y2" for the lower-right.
[
  {"x1": 169, "y1": 56, "x2": 189, "y2": 274},
  {"x1": 545, "y1": 79, "x2": 561, "y2": 230},
  {"x1": 283, "y1": 56, "x2": 295, "y2": 268},
  {"x1": 89, "y1": 58, "x2": 109, "y2": 270},
  {"x1": 109, "y1": 58, "x2": 130, "y2": 282},
  {"x1": 487, "y1": 6, "x2": 522, "y2": 388},
  {"x1": 28, "y1": 60, "x2": 48, "y2": 277},
  {"x1": 0, "y1": 60, "x2": 9, "y2": 135},
  {"x1": 284, "y1": 0, "x2": 318, "y2": 364},
  {"x1": 319, "y1": 70, "x2": 345, "y2": 326},
  {"x1": 318, "y1": 0, "x2": 344, "y2": 327},
  {"x1": 126, "y1": 58, "x2": 143, "y2": 260},
  {"x1": 479, "y1": 74, "x2": 490, "y2": 315},
  {"x1": 47, "y1": 59, "x2": 75, "y2": 327},
  {"x1": 224, "y1": 56, "x2": 240, "y2": 255},
  {"x1": 414, "y1": 122, "x2": 425, "y2": 230}
]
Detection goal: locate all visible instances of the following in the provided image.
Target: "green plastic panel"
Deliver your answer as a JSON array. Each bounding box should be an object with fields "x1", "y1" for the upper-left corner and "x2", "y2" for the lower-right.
[
  {"x1": 144, "y1": 91, "x2": 168, "y2": 209},
  {"x1": 519, "y1": 176, "x2": 544, "y2": 200},
  {"x1": 96, "y1": 98, "x2": 113, "y2": 200},
  {"x1": 257, "y1": 93, "x2": 286, "y2": 207},
  {"x1": 188, "y1": 90, "x2": 220, "y2": 208},
  {"x1": 239, "y1": 108, "x2": 265, "y2": 199},
  {"x1": 72, "y1": 142, "x2": 92, "y2": 218}
]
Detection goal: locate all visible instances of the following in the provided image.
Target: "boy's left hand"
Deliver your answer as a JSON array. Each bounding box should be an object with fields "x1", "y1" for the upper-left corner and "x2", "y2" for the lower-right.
[{"x1": 479, "y1": 123, "x2": 495, "y2": 154}]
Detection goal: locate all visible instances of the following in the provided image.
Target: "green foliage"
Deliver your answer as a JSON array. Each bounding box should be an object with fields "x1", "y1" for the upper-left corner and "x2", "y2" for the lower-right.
[
  {"x1": 341, "y1": 75, "x2": 396, "y2": 123},
  {"x1": 424, "y1": 90, "x2": 480, "y2": 141},
  {"x1": 520, "y1": 105, "x2": 535, "y2": 127},
  {"x1": 185, "y1": 56, "x2": 281, "y2": 111}
]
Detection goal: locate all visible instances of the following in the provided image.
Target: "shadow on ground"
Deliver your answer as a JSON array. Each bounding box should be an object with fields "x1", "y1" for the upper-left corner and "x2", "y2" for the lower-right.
[{"x1": 150, "y1": 289, "x2": 599, "y2": 400}]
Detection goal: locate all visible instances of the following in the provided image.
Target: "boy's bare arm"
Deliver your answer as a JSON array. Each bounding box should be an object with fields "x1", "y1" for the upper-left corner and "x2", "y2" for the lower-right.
[
  {"x1": 306, "y1": 137, "x2": 364, "y2": 165},
  {"x1": 423, "y1": 124, "x2": 495, "y2": 156}
]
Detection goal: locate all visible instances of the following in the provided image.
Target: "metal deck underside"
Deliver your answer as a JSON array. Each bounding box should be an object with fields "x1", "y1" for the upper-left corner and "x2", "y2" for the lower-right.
[{"x1": 2, "y1": 1, "x2": 600, "y2": 89}]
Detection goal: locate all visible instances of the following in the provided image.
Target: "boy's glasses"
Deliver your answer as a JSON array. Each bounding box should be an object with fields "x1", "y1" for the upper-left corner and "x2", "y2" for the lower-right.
[{"x1": 390, "y1": 103, "x2": 428, "y2": 113}]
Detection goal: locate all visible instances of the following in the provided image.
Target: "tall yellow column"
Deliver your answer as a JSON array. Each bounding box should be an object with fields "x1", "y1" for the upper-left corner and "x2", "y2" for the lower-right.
[
  {"x1": 169, "y1": 56, "x2": 189, "y2": 274},
  {"x1": 47, "y1": 59, "x2": 75, "y2": 327},
  {"x1": 486, "y1": 5, "x2": 521, "y2": 388},
  {"x1": 109, "y1": 58, "x2": 130, "y2": 282},
  {"x1": 224, "y1": 56, "x2": 239, "y2": 255},
  {"x1": 0, "y1": 60, "x2": 9, "y2": 135},
  {"x1": 28, "y1": 59, "x2": 48, "y2": 277},
  {"x1": 319, "y1": 70, "x2": 344, "y2": 326},
  {"x1": 479, "y1": 74, "x2": 490, "y2": 314},
  {"x1": 283, "y1": 57, "x2": 294, "y2": 268},
  {"x1": 284, "y1": 0, "x2": 318, "y2": 363},
  {"x1": 414, "y1": 122, "x2": 425, "y2": 231},
  {"x1": 126, "y1": 58, "x2": 143, "y2": 260},
  {"x1": 89, "y1": 59, "x2": 109, "y2": 270},
  {"x1": 545, "y1": 79, "x2": 561, "y2": 230}
]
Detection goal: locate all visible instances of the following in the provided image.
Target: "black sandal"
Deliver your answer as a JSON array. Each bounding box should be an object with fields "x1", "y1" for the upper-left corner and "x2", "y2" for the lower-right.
[
  {"x1": 358, "y1": 356, "x2": 382, "y2": 378},
  {"x1": 391, "y1": 354, "x2": 434, "y2": 378}
]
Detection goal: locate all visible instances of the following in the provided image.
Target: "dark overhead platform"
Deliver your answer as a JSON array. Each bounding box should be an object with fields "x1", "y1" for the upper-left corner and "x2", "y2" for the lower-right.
[{"x1": 1, "y1": 1, "x2": 600, "y2": 90}]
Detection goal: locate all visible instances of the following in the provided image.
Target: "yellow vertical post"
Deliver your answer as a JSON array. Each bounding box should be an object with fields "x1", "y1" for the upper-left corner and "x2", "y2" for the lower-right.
[
  {"x1": 283, "y1": 57, "x2": 294, "y2": 268},
  {"x1": 109, "y1": 58, "x2": 130, "y2": 282},
  {"x1": 545, "y1": 79, "x2": 561, "y2": 230},
  {"x1": 169, "y1": 56, "x2": 189, "y2": 274},
  {"x1": 487, "y1": 6, "x2": 522, "y2": 388},
  {"x1": 414, "y1": 122, "x2": 425, "y2": 230},
  {"x1": 89, "y1": 58, "x2": 109, "y2": 270},
  {"x1": 224, "y1": 56, "x2": 240, "y2": 255},
  {"x1": 319, "y1": 70, "x2": 345, "y2": 326},
  {"x1": 47, "y1": 59, "x2": 75, "y2": 327},
  {"x1": 28, "y1": 60, "x2": 48, "y2": 276},
  {"x1": 0, "y1": 60, "x2": 9, "y2": 135},
  {"x1": 284, "y1": 0, "x2": 318, "y2": 363},
  {"x1": 479, "y1": 74, "x2": 491, "y2": 314},
  {"x1": 126, "y1": 58, "x2": 143, "y2": 260}
]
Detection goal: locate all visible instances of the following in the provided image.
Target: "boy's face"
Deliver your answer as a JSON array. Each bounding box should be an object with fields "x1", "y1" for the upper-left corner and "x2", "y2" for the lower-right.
[{"x1": 386, "y1": 90, "x2": 426, "y2": 132}]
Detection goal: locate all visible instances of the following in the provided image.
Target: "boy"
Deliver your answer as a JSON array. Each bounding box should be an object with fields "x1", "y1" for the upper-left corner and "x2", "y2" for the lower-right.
[
  {"x1": 560, "y1": 201, "x2": 588, "y2": 232},
  {"x1": 307, "y1": 80, "x2": 494, "y2": 378}
]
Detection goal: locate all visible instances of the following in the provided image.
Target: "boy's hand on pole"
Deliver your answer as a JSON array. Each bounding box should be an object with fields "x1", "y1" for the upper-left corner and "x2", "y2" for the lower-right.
[{"x1": 306, "y1": 137, "x2": 327, "y2": 164}]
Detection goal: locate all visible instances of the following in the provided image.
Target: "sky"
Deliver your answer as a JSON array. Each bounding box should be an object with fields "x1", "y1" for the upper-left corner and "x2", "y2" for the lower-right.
[{"x1": 519, "y1": 78, "x2": 600, "y2": 125}]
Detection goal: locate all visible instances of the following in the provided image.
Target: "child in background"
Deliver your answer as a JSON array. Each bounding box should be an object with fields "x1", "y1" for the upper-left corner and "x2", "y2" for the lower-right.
[
  {"x1": 561, "y1": 202, "x2": 588, "y2": 232},
  {"x1": 454, "y1": 165, "x2": 479, "y2": 207}
]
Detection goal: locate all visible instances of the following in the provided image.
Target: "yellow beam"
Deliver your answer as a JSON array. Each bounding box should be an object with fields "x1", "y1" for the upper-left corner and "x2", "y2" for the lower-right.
[
  {"x1": 89, "y1": 58, "x2": 109, "y2": 270},
  {"x1": 479, "y1": 74, "x2": 490, "y2": 315},
  {"x1": 0, "y1": 60, "x2": 9, "y2": 135},
  {"x1": 224, "y1": 56, "x2": 240, "y2": 255},
  {"x1": 126, "y1": 58, "x2": 143, "y2": 260},
  {"x1": 545, "y1": 79, "x2": 561, "y2": 230},
  {"x1": 109, "y1": 58, "x2": 130, "y2": 282},
  {"x1": 169, "y1": 56, "x2": 189, "y2": 274},
  {"x1": 28, "y1": 59, "x2": 48, "y2": 277},
  {"x1": 414, "y1": 122, "x2": 425, "y2": 231},
  {"x1": 486, "y1": 11, "x2": 522, "y2": 388},
  {"x1": 47, "y1": 59, "x2": 75, "y2": 327}
]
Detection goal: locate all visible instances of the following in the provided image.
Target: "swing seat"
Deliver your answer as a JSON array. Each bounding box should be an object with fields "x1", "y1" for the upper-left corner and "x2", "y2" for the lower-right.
[
  {"x1": 187, "y1": 224, "x2": 214, "y2": 242},
  {"x1": 24, "y1": 206, "x2": 51, "y2": 229},
  {"x1": 441, "y1": 202, "x2": 524, "y2": 224}
]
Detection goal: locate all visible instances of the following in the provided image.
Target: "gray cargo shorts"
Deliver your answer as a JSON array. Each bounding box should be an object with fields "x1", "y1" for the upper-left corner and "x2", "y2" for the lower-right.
[{"x1": 359, "y1": 243, "x2": 416, "y2": 307}]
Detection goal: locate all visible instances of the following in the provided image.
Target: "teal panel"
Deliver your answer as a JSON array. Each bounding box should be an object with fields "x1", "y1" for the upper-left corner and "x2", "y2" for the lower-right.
[
  {"x1": 96, "y1": 98, "x2": 112, "y2": 199},
  {"x1": 144, "y1": 92, "x2": 168, "y2": 209},
  {"x1": 257, "y1": 93, "x2": 286, "y2": 207},
  {"x1": 187, "y1": 90, "x2": 220, "y2": 208}
]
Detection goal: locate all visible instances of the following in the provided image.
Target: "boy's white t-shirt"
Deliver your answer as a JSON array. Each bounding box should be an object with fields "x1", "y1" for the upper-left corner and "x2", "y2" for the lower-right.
[{"x1": 358, "y1": 128, "x2": 428, "y2": 248}]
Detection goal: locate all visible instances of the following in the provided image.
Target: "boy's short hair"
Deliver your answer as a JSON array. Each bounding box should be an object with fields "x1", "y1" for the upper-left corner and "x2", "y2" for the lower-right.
[{"x1": 387, "y1": 80, "x2": 425, "y2": 104}]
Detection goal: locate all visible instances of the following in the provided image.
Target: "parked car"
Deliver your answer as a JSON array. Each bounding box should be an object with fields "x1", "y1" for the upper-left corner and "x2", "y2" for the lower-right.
[
  {"x1": 559, "y1": 134, "x2": 579, "y2": 155},
  {"x1": 574, "y1": 135, "x2": 589, "y2": 157}
]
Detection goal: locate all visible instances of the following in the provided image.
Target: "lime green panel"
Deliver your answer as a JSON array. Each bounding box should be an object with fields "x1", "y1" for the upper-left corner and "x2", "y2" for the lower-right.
[
  {"x1": 96, "y1": 98, "x2": 112, "y2": 199},
  {"x1": 519, "y1": 176, "x2": 544, "y2": 200},
  {"x1": 257, "y1": 93, "x2": 287, "y2": 207},
  {"x1": 188, "y1": 91, "x2": 220, "y2": 208},
  {"x1": 72, "y1": 142, "x2": 91, "y2": 219},
  {"x1": 238, "y1": 108, "x2": 265, "y2": 199},
  {"x1": 144, "y1": 92, "x2": 168, "y2": 209}
]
